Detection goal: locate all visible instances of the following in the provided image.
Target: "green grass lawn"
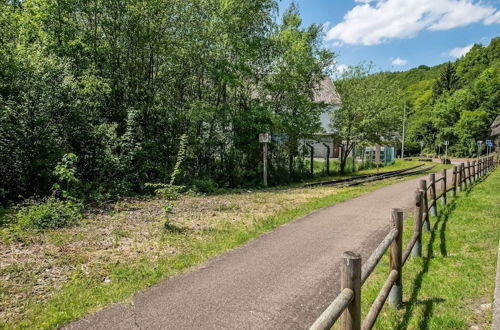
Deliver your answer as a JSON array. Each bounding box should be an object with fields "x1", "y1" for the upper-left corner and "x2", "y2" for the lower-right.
[
  {"x1": 0, "y1": 160, "x2": 450, "y2": 329},
  {"x1": 359, "y1": 167, "x2": 499, "y2": 329}
]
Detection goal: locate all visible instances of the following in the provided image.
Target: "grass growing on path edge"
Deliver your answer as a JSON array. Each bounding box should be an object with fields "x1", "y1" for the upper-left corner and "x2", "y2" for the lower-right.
[
  {"x1": 360, "y1": 168, "x2": 500, "y2": 329},
  {"x1": 4, "y1": 162, "x2": 447, "y2": 329}
]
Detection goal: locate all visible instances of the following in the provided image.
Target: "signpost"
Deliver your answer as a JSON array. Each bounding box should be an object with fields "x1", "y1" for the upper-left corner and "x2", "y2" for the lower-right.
[
  {"x1": 438, "y1": 143, "x2": 442, "y2": 158},
  {"x1": 259, "y1": 133, "x2": 270, "y2": 187},
  {"x1": 486, "y1": 139, "x2": 493, "y2": 156},
  {"x1": 444, "y1": 140, "x2": 449, "y2": 162},
  {"x1": 477, "y1": 140, "x2": 483, "y2": 159},
  {"x1": 420, "y1": 141, "x2": 424, "y2": 157}
]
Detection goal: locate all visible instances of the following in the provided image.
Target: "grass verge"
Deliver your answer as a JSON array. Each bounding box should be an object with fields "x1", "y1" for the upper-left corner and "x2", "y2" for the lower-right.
[
  {"x1": 359, "y1": 167, "x2": 499, "y2": 329},
  {"x1": 1, "y1": 160, "x2": 450, "y2": 329}
]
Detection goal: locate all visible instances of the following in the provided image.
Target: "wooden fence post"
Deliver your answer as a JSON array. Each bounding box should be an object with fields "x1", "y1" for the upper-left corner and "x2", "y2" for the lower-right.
[
  {"x1": 440, "y1": 169, "x2": 447, "y2": 205},
  {"x1": 458, "y1": 163, "x2": 463, "y2": 192},
  {"x1": 389, "y1": 208, "x2": 403, "y2": 308},
  {"x1": 412, "y1": 190, "x2": 423, "y2": 258},
  {"x1": 429, "y1": 173, "x2": 437, "y2": 217},
  {"x1": 471, "y1": 161, "x2": 476, "y2": 183},
  {"x1": 462, "y1": 162, "x2": 468, "y2": 189},
  {"x1": 340, "y1": 251, "x2": 361, "y2": 330},
  {"x1": 467, "y1": 161, "x2": 471, "y2": 185},
  {"x1": 419, "y1": 180, "x2": 430, "y2": 232},
  {"x1": 451, "y1": 166, "x2": 457, "y2": 197},
  {"x1": 476, "y1": 160, "x2": 480, "y2": 180}
]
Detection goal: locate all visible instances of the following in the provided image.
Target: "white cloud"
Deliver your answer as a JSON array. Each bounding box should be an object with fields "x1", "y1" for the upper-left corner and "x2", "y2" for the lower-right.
[
  {"x1": 484, "y1": 10, "x2": 500, "y2": 24},
  {"x1": 449, "y1": 44, "x2": 473, "y2": 58},
  {"x1": 336, "y1": 64, "x2": 349, "y2": 74},
  {"x1": 326, "y1": 0, "x2": 499, "y2": 46},
  {"x1": 391, "y1": 57, "x2": 408, "y2": 66}
]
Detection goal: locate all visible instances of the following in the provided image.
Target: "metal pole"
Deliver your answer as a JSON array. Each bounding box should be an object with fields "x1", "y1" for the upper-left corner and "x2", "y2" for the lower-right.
[{"x1": 401, "y1": 102, "x2": 406, "y2": 159}]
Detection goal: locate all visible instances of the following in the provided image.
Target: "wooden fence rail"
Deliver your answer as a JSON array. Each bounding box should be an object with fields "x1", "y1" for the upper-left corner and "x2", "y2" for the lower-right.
[{"x1": 309, "y1": 156, "x2": 495, "y2": 330}]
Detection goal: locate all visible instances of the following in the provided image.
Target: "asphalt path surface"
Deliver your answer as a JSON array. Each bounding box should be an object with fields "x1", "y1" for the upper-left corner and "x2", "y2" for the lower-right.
[{"x1": 66, "y1": 171, "x2": 451, "y2": 330}]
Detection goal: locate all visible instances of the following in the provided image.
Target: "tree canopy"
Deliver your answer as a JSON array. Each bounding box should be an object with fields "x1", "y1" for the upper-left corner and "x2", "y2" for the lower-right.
[{"x1": 0, "y1": 0, "x2": 334, "y2": 202}]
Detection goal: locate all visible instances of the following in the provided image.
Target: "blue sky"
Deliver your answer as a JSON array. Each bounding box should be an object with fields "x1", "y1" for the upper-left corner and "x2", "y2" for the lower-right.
[{"x1": 278, "y1": 0, "x2": 500, "y2": 72}]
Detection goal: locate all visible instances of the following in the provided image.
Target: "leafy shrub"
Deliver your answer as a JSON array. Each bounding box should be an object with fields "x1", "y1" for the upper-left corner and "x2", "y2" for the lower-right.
[
  {"x1": 16, "y1": 198, "x2": 83, "y2": 230},
  {"x1": 192, "y1": 178, "x2": 219, "y2": 194},
  {"x1": 145, "y1": 183, "x2": 183, "y2": 200}
]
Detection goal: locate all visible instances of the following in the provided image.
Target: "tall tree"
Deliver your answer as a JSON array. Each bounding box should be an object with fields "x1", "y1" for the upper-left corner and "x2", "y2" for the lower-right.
[{"x1": 332, "y1": 64, "x2": 403, "y2": 173}]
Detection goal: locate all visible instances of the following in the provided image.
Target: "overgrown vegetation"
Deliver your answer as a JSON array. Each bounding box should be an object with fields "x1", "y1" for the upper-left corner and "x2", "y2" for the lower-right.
[{"x1": 0, "y1": 0, "x2": 335, "y2": 204}]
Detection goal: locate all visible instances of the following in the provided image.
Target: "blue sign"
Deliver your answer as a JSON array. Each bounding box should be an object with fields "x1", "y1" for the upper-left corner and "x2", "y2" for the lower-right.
[
  {"x1": 271, "y1": 133, "x2": 288, "y2": 144},
  {"x1": 486, "y1": 139, "x2": 493, "y2": 147},
  {"x1": 477, "y1": 141, "x2": 483, "y2": 147}
]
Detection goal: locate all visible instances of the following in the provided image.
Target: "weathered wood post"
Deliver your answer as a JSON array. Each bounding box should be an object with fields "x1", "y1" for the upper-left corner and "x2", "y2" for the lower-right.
[
  {"x1": 476, "y1": 160, "x2": 480, "y2": 180},
  {"x1": 471, "y1": 161, "x2": 476, "y2": 183},
  {"x1": 467, "y1": 161, "x2": 471, "y2": 185},
  {"x1": 412, "y1": 190, "x2": 423, "y2": 258},
  {"x1": 389, "y1": 208, "x2": 403, "y2": 308},
  {"x1": 340, "y1": 251, "x2": 361, "y2": 330},
  {"x1": 458, "y1": 163, "x2": 463, "y2": 192},
  {"x1": 451, "y1": 166, "x2": 457, "y2": 197},
  {"x1": 462, "y1": 163, "x2": 468, "y2": 189},
  {"x1": 323, "y1": 143, "x2": 330, "y2": 176},
  {"x1": 440, "y1": 169, "x2": 447, "y2": 205},
  {"x1": 429, "y1": 173, "x2": 437, "y2": 217},
  {"x1": 420, "y1": 180, "x2": 430, "y2": 232},
  {"x1": 309, "y1": 144, "x2": 314, "y2": 177}
]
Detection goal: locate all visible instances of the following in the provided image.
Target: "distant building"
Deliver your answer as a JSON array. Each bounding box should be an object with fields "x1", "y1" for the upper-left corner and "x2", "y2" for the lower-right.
[
  {"x1": 307, "y1": 77, "x2": 342, "y2": 157},
  {"x1": 312, "y1": 77, "x2": 342, "y2": 134},
  {"x1": 491, "y1": 115, "x2": 500, "y2": 153}
]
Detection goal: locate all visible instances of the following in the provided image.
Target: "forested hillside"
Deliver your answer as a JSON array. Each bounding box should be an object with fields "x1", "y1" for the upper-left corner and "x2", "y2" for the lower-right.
[
  {"x1": 386, "y1": 37, "x2": 499, "y2": 156},
  {"x1": 0, "y1": 0, "x2": 334, "y2": 202}
]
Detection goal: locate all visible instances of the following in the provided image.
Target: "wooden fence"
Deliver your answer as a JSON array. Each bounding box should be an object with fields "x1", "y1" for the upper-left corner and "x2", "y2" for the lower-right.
[{"x1": 310, "y1": 156, "x2": 496, "y2": 330}]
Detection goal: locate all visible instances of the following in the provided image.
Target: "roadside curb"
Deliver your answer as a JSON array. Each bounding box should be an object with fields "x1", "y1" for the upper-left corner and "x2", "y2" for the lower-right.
[{"x1": 493, "y1": 238, "x2": 500, "y2": 329}]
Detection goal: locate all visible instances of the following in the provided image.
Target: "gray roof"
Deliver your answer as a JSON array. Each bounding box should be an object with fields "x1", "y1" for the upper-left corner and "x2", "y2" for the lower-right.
[
  {"x1": 491, "y1": 115, "x2": 500, "y2": 137},
  {"x1": 250, "y1": 76, "x2": 341, "y2": 105},
  {"x1": 313, "y1": 77, "x2": 341, "y2": 105}
]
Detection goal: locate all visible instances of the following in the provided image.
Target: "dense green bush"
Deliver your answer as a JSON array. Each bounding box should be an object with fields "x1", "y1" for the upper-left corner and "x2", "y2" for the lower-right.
[
  {"x1": 0, "y1": 1, "x2": 333, "y2": 203},
  {"x1": 192, "y1": 178, "x2": 219, "y2": 194},
  {"x1": 15, "y1": 198, "x2": 83, "y2": 230}
]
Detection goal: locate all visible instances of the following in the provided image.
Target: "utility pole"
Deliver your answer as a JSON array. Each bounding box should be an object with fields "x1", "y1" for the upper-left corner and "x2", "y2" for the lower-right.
[{"x1": 401, "y1": 102, "x2": 406, "y2": 159}]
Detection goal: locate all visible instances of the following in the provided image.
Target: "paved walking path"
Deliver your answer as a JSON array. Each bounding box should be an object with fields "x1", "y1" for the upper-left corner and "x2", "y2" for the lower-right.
[{"x1": 66, "y1": 173, "x2": 447, "y2": 330}]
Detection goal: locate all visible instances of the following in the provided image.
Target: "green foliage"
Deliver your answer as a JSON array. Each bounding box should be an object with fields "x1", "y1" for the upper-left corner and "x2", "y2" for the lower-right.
[
  {"x1": 0, "y1": 0, "x2": 334, "y2": 203},
  {"x1": 15, "y1": 197, "x2": 83, "y2": 230},
  {"x1": 192, "y1": 178, "x2": 219, "y2": 194},
  {"x1": 332, "y1": 63, "x2": 404, "y2": 172},
  {"x1": 386, "y1": 37, "x2": 500, "y2": 157},
  {"x1": 146, "y1": 183, "x2": 183, "y2": 201},
  {"x1": 52, "y1": 153, "x2": 79, "y2": 198},
  {"x1": 432, "y1": 62, "x2": 460, "y2": 99}
]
